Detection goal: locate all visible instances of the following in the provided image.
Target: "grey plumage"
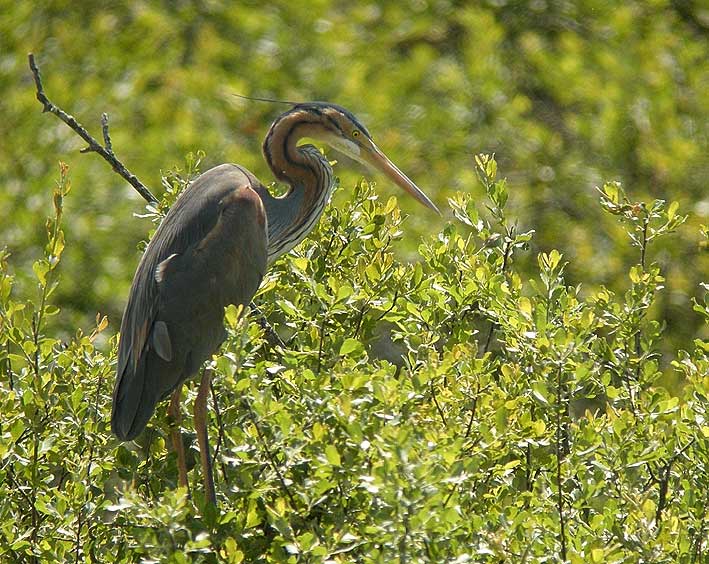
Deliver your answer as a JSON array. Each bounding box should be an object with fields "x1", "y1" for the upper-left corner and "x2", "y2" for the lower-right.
[{"x1": 111, "y1": 165, "x2": 267, "y2": 440}]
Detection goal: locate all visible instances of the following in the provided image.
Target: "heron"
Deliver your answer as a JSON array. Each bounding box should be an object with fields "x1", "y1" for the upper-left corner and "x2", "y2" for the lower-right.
[{"x1": 111, "y1": 102, "x2": 439, "y2": 504}]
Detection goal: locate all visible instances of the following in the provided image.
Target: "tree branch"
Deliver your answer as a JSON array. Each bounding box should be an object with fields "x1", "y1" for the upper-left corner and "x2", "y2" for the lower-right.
[{"x1": 28, "y1": 53, "x2": 158, "y2": 205}]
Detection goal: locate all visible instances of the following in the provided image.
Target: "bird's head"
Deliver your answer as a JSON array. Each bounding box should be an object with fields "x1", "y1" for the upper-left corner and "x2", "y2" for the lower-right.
[{"x1": 289, "y1": 102, "x2": 440, "y2": 214}]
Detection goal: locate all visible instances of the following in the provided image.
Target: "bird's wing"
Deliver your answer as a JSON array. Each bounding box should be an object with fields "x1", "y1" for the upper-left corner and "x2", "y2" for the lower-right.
[{"x1": 111, "y1": 164, "x2": 268, "y2": 440}]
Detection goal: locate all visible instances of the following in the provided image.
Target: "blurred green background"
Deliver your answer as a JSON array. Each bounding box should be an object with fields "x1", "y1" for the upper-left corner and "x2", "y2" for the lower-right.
[{"x1": 1, "y1": 0, "x2": 707, "y2": 356}]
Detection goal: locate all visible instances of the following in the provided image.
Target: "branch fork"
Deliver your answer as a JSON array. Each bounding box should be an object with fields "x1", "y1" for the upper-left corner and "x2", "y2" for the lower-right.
[{"x1": 28, "y1": 53, "x2": 158, "y2": 205}]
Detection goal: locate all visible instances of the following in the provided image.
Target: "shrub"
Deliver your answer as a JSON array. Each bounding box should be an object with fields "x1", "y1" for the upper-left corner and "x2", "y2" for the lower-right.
[{"x1": 1, "y1": 156, "x2": 707, "y2": 562}]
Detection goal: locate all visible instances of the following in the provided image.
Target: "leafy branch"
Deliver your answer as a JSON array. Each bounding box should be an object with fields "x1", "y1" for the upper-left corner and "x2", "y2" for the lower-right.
[
  {"x1": 598, "y1": 181, "x2": 687, "y2": 269},
  {"x1": 448, "y1": 153, "x2": 534, "y2": 355}
]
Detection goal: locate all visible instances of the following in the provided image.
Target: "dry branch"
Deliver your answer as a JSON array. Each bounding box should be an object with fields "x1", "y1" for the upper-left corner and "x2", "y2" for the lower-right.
[{"x1": 28, "y1": 53, "x2": 158, "y2": 205}]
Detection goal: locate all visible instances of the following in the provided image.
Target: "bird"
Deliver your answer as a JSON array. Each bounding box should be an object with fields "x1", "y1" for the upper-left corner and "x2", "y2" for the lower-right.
[{"x1": 111, "y1": 101, "x2": 439, "y2": 504}]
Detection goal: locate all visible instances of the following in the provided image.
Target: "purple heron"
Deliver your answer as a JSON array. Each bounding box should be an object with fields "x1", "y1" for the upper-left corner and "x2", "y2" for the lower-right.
[{"x1": 111, "y1": 102, "x2": 438, "y2": 504}]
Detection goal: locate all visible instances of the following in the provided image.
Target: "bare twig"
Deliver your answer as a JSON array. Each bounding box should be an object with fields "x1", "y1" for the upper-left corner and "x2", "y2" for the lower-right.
[
  {"x1": 100, "y1": 113, "x2": 113, "y2": 154},
  {"x1": 28, "y1": 53, "x2": 158, "y2": 205}
]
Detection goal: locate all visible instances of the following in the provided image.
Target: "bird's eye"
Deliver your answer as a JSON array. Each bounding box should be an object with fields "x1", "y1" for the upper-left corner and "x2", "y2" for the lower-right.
[{"x1": 352, "y1": 130, "x2": 360, "y2": 138}]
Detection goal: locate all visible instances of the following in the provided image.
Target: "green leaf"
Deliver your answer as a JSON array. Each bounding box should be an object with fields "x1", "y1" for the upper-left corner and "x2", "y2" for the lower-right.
[
  {"x1": 531, "y1": 381, "x2": 549, "y2": 404},
  {"x1": 325, "y1": 444, "x2": 341, "y2": 466},
  {"x1": 277, "y1": 299, "x2": 299, "y2": 317},
  {"x1": 224, "y1": 304, "x2": 244, "y2": 328},
  {"x1": 339, "y1": 338, "x2": 362, "y2": 356},
  {"x1": 33, "y1": 260, "x2": 49, "y2": 285}
]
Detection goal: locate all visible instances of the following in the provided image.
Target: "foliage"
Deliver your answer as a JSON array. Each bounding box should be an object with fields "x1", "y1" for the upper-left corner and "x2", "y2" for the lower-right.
[{"x1": 1, "y1": 157, "x2": 707, "y2": 562}]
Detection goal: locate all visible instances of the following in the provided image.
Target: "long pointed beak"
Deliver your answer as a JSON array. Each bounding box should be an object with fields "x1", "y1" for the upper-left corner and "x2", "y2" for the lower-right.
[{"x1": 363, "y1": 145, "x2": 440, "y2": 214}]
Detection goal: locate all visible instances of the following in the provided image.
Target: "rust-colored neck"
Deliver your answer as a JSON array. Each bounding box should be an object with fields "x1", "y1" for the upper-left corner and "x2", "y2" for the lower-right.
[{"x1": 258, "y1": 107, "x2": 334, "y2": 262}]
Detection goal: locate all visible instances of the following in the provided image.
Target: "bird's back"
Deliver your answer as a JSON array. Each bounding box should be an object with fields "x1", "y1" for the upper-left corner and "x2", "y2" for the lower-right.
[{"x1": 111, "y1": 164, "x2": 268, "y2": 440}]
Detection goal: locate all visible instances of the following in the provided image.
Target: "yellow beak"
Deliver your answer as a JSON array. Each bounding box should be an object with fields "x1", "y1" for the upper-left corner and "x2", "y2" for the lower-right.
[{"x1": 363, "y1": 145, "x2": 440, "y2": 215}]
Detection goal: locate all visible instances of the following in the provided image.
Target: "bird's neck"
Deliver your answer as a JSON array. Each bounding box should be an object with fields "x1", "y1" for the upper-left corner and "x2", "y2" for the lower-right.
[{"x1": 259, "y1": 108, "x2": 335, "y2": 263}]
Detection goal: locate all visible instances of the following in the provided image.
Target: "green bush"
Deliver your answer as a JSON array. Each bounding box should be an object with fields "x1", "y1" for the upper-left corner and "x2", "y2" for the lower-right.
[{"x1": 1, "y1": 156, "x2": 707, "y2": 562}]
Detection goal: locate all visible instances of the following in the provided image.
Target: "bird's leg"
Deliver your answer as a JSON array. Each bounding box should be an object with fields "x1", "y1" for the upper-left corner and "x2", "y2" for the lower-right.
[
  {"x1": 194, "y1": 368, "x2": 216, "y2": 505},
  {"x1": 168, "y1": 387, "x2": 189, "y2": 492}
]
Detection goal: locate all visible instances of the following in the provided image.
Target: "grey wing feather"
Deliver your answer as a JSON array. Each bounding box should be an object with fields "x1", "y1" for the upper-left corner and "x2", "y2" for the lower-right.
[
  {"x1": 111, "y1": 163, "x2": 268, "y2": 440},
  {"x1": 151, "y1": 321, "x2": 172, "y2": 361}
]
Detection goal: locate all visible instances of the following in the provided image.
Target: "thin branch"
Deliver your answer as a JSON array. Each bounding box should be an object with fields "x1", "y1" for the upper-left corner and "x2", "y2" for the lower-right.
[
  {"x1": 555, "y1": 365, "x2": 568, "y2": 562},
  {"x1": 100, "y1": 113, "x2": 113, "y2": 154},
  {"x1": 430, "y1": 381, "x2": 447, "y2": 427},
  {"x1": 243, "y1": 398, "x2": 298, "y2": 508},
  {"x1": 6, "y1": 466, "x2": 35, "y2": 518},
  {"x1": 693, "y1": 491, "x2": 708, "y2": 563},
  {"x1": 374, "y1": 289, "x2": 399, "y2": 323},
  {"x1": 316, "y1": 314, "x2": 328, "y2": 375},
  {"x1": 482, "y1": 234, "x2": 513, "y2": 356},
  {"x1": 75, "y1": 367, "x2": 105, "y2": 564},
  {"x1": 5, "y1": 342, "x2": 13, "y2": 390},
  {"x1": 210, "y1": 380, "x2": 229, "y2": 485},
  {"x1": 463, "y1": 380, "x2": 480, "y2": 439},
  {"x1": 28, "y1": 53, "x2": 158, "y2": 205},
  {"x1": 632, "y1": 216, "x2": 650, "y2": 387},
  {"x1": 654, "y1": 438, "x2": 696, "y2": 524},
  {"x1": 252, "y1": 304, "x2": 287, "y2": 349},
  {"x1": 353, "y1": 302, "x2": 370, "y2": 338}
]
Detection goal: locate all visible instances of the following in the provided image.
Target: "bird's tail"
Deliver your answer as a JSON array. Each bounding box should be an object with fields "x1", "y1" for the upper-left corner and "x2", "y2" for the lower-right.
[{"x1": 111, "y1": 350, "x2": 165, "y2": 441}]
